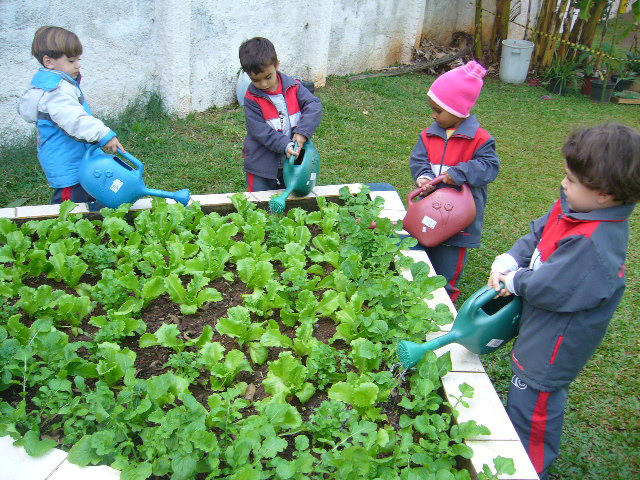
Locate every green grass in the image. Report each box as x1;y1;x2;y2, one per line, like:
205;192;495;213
1;75;639;479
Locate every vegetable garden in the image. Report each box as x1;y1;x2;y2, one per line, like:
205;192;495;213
0;188;514;479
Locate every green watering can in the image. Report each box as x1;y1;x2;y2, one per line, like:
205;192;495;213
398;284;523;369
270;140;320;213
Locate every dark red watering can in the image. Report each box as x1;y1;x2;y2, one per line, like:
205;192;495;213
403;174;476;247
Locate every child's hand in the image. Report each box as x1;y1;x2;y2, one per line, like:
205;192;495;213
488;272;512;296
417;177;436;194
442;172;458;185
104;137;125;154
288;134;308;157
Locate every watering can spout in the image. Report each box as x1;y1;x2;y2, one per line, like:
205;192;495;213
143;187;191;206
398;330;463;369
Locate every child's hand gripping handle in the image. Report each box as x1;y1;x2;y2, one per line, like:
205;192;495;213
407;174;447;204
287;141;299;166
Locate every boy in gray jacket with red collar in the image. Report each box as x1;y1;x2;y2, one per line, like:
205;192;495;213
488;124;640;479
239;37;322;192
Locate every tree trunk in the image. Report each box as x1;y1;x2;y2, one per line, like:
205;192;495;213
558;1;578;60
568;14;585;58
490;0;511;61
475;0;484;59
579;0;609;48
532;0;556;66
540;0;571;68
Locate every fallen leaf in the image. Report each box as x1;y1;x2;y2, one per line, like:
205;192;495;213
245;383;256;401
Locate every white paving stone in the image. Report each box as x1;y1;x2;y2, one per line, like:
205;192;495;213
466;440;539;480
250;189;283;202
425;331;485;372
312;183;362;197
191;193;233;206
0;435;67;480
378;209;406;223
368;189;405;211
48;459;122;480
129;197;153;211
442;371;520;441
15;204;61;219
0;207;16;219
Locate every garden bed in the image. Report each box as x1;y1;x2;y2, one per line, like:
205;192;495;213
0;184;538;480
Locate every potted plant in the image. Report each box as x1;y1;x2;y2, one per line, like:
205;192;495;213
591;53;618;103
623;50;640;93
578;53;599;95
543;54;583;96
591;74;617;103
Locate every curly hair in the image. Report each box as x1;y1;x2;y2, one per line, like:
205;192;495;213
563;123;640;204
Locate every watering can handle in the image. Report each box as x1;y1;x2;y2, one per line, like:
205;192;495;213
469;283;511;309
116;148;145;175
85;144;145;175
287;141;299;167
407;174;447;203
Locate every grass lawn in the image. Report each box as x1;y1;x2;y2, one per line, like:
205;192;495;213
1;74;639;479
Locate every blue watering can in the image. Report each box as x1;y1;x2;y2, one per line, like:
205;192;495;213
79;145;190;209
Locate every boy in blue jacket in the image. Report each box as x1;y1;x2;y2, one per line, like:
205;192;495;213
18;26;125;204
488;123;640;479
239;37;322;192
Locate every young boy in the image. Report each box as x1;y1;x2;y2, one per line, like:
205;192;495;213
488;123;640;479
18;26;125;204
410;60;500;302
239;37;322;192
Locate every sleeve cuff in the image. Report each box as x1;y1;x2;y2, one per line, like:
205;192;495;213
491;253;519;274
505;270;519;296
98;130;117;147
285;141;295;154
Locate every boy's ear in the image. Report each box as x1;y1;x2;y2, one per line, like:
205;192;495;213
42;55;53;69
597;191;621;207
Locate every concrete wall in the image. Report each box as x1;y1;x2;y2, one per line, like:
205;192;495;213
2;0;530;144
421;0;541;45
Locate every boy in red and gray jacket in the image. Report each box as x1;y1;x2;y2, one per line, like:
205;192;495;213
239;37;323;192
489;124;640;479
410;61;500;301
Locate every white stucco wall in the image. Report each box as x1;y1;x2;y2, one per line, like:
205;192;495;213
2;0;157;141
326;0;425;75
2;0;515;144
421;0;541;45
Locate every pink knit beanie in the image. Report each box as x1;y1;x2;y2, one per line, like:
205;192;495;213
427;60;487;118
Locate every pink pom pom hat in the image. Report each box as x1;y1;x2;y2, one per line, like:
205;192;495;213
427;60;488;118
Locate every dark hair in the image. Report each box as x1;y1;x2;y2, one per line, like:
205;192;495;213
563;123;640;204
239;37;278;75
31;26;83;66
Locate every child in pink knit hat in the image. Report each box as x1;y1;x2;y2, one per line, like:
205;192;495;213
409;60;500;302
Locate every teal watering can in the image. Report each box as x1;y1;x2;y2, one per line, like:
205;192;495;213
79;145;190;209
269;140;320;213
398;284;522;369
